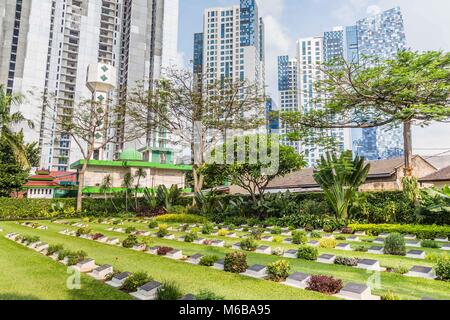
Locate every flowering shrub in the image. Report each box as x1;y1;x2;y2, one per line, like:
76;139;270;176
319;238;337;249
240;238;257;251
157;247;173;256
224;252;248;273
297;246;318;261
292;230;307;245
122;235;138;248
334;256;358;267
267;260;290;282
306;275;343;294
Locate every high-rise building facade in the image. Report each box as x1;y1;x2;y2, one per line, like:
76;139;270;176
0;0;179;171
195;0;265;93
351;7;406;160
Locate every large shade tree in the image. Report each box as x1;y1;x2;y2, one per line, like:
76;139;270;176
282;50;450;177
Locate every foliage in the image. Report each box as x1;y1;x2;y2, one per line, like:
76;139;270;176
250;228;264;240
156;227;169;238
292;230;308;245
310;231;321;239
267;260;290;282
195;290;225;300
224;252;248;273
157;185;182;212
314;151;370;220
435;257;450;281
240;237;257;251
297;246;318;261
201;223;214;235
384;233;406;256
218;229;228;237
402;177;421;205
46;244;64;256
382;291;401;300
354;245;369;252
418;186;450;225
334;256;358;267
120;272;152;293
148;220;158;229
75;227;91;237
157;247;173;256
122;235;139;248
319;238;337;249
66;251;88;266
199;255;219;267
394;265;409;275
270;226;282;235
421;240;441;249
272;247;284;256
156;281;183;300
306;275;343;295
348;223;450;239
155;214;207;224
125;226;136;234
184;232;198;243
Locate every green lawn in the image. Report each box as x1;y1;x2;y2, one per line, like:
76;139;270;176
1;219;450;300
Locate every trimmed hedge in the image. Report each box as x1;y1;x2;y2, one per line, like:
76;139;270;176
348;223;450;239
0;198;77;220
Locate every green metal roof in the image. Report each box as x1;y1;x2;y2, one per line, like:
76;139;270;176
70;159;192;171
118;148;143;161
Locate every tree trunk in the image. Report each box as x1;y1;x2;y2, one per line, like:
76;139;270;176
403;120;413;177
76;163;87;212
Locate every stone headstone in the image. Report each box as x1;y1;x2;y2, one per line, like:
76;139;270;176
283;238;293;244
242;264;268;279
379;233;390;238
146;246;161;255
211;240;225;247
405;265;436;280
283;249;298;259
193;238;206;245
356;259;384;271
283;272;311;289
406;240;421;248
307;240;319;247
347;236;361;242
88;265;113;280
187;254;203;264
355;231;366;236
261;236;273;242
336;283;380;300
213;259;224;270
404;234;417;240
323;234;334;239
167;249;183;259
368;246;384;255
256;245;272;255
442;244;450;251
406;250;426;259
231;243;241;250
435;237;449;242
131;281;162;300
76;258;97;273
336;243;352;251
373;238;384;244
317;254;336;264
164;234;175;240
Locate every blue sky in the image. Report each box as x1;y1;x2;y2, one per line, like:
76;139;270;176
177;0;450;156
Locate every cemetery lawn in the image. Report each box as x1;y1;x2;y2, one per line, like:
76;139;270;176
0;221;330;300
0;235;131;300
2;220;450;300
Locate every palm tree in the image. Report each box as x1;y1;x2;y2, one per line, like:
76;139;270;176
0;86;34;169
134;168;147;210
313;151;370;221
99;175;113;212
122;172;134;212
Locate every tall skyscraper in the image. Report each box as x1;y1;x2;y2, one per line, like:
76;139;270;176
351;7;406;160
195;0;265;93
0;0;179;171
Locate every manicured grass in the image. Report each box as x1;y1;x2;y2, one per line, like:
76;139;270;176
0;222;330;300
3;219;450;300
0;235;131;300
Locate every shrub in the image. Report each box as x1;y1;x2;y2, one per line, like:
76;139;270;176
310;231;321;239
156;227;169;238
148;220;158;229
319;238;337;249
421;240;440;248
21;235;40;244
270;227;282;235
199;255;219;267
354;245;369;252
267;260;290;282
341;227;353;234
157;247;173;256
272;247;284;256
76;227;91;237
297;246;318;261
58;249;71;261
426;252;449;263
224;252;248;273
184;232;198;243
47;244;64;256
195;290;225;300
240;237;257;251
156;281;183;300
67;250;87;266
122;235;138;248
336;235;346;241
381;291;401;300
384;233;406;256
394;265;409;275
334;256;358;267
92;233;104;241
435;257;450;281
348;223;450;240
201;223;214;235
125;226;136;234
272;236;283;243
218;229;228;237
155;214;208;224
306;275;343;295
121;272;152;292
250;228;264;240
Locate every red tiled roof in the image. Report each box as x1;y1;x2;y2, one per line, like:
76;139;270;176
23;181;60;187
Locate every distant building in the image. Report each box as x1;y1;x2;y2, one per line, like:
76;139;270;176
265;98;279;135
420;166;450;189
70;149;192;195
23;170;77;199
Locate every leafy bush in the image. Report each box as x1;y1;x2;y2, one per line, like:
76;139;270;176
267;260;290;282
122;235;138;248
47;244;64;256
125;226;136;234
381;291;401;300
21;235;40;245
394;265;409;275
240;237;257;251
155;214;207;224
272;247;284;256
334;256;358;267
156;281;183;300
270;227;282;235
272;236;283;243
66;250;87;266
155;247;172;256
199;255;219;267
435;257;450;281
319;238;337;249
348;223;450;240
92;233;105;241
310;231;321;239
148;220;158;229
292;230;307;245
341;227;353;234
184;232;198;243
121;272;152;292
76;227;91;237
250;228;264;240
195;290;224;300
58;249;71;261
306;275;343;295
156;227;169;238
354;245;369;252
336;235;346;240
224;252;248;273
384;233;406;256
297;246;318;261
218;229;228;237
421;240;440;248
201;223;214;235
